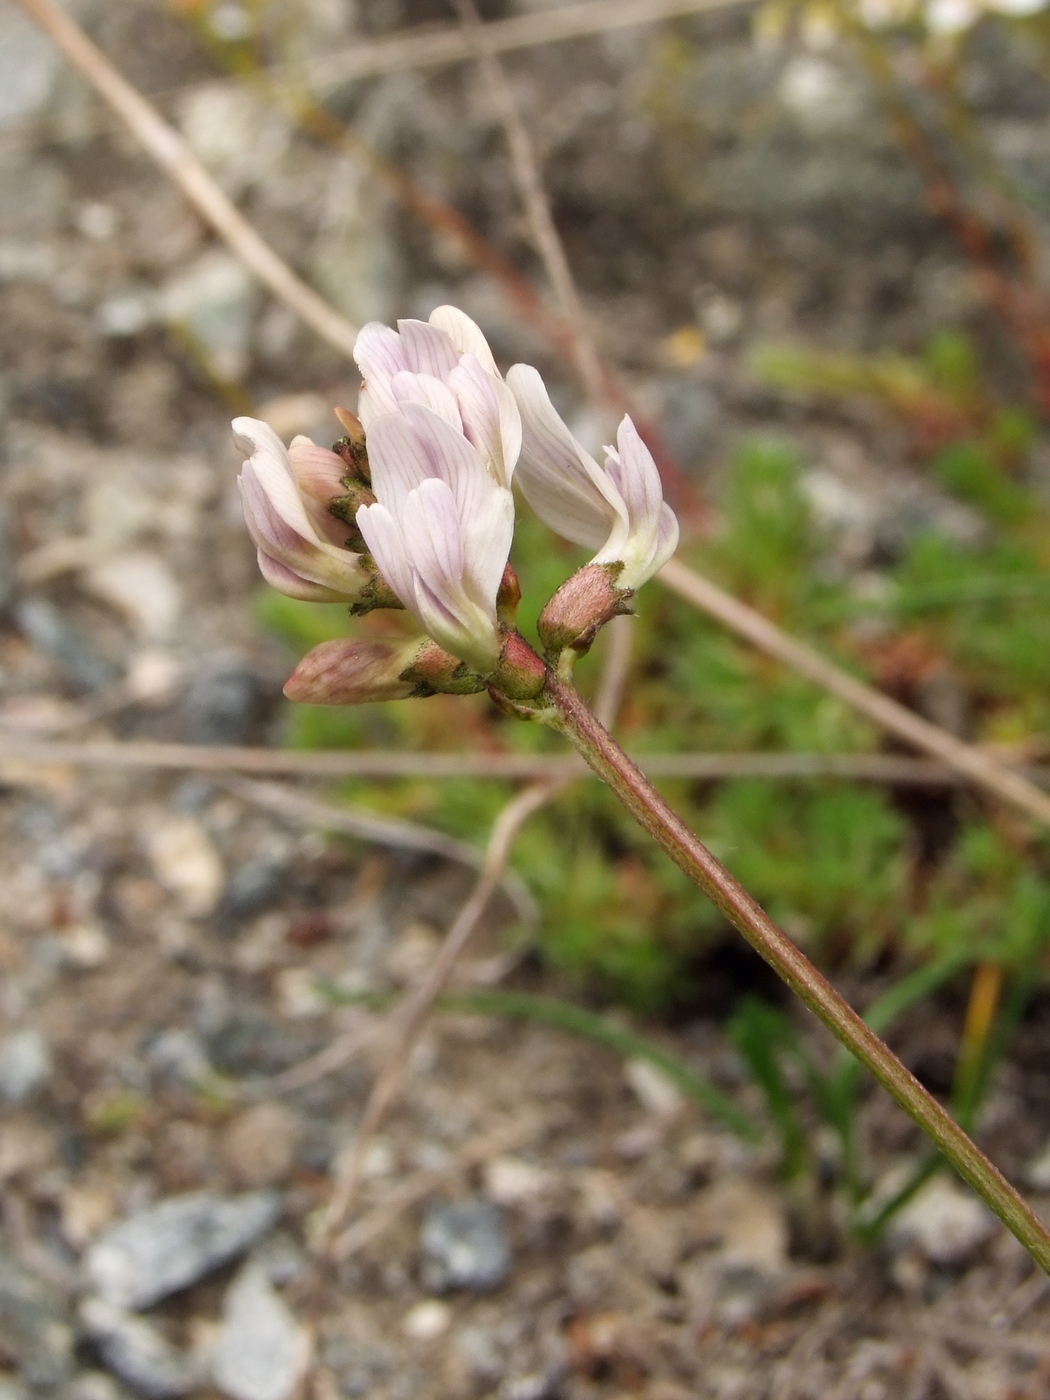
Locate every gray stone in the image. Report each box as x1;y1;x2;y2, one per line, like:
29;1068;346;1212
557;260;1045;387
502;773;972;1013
160;251;259;383
211;1266;308;1400
888;1177;997;1266
14;597;118;691
144;1030;213;1089
420;1198;511;1293
80;1300;196;1400
84;1191;281;1311
0;0;60;127
64;1369;134;1400
0;1028;53;1104
181;664;263;746
0;1253;75;1390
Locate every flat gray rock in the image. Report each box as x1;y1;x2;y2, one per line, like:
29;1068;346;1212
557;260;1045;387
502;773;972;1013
80;1300;197;1400
84;1192;280;1311
211;1266;308;1400
420;1198;511;1293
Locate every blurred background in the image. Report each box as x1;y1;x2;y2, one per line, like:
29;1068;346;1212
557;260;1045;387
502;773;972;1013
3;0;1050;1394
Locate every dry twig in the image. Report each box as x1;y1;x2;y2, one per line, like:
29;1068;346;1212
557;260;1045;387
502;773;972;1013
451;0;606;404
294;0;752;90
8;735;1041;786
658;557;1050;828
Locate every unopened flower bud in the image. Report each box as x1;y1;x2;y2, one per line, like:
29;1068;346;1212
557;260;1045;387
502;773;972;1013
284;638;425;705
538;562;632;657
489;629;548;701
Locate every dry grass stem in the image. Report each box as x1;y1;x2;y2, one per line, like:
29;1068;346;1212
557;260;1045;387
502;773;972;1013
451;0;606;404
329;1118;537;1262
3;735;1047;788
295;0;752;90
659;556;1050;828
16;0;359;357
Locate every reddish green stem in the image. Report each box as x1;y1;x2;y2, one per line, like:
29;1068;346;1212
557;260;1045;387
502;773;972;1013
544;671;1050;1275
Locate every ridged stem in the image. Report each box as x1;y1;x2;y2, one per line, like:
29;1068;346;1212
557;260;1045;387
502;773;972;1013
544;670;1050;1275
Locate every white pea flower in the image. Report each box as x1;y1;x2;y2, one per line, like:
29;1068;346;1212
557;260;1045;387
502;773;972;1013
355;402;515;676
354;305;521;489
233;417;366;603
505;365;679;590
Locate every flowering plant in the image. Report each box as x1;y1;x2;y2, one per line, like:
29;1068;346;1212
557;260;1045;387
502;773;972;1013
234;306;1050;1276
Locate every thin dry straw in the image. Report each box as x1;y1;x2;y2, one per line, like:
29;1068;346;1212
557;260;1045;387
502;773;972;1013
1;734;1044;788
284;0;754;90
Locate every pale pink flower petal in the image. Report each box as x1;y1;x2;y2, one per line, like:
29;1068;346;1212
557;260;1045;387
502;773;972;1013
447;355;521;488
505;373;678;590
428;305;500;376
505;364;626;551
354;322;409;424
288;436;348;507
397;319;460;379
390;371;463;432
234;416;365;602
256;550;352;603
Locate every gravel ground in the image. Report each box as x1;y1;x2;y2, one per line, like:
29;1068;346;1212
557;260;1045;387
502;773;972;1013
2;0;1050;1396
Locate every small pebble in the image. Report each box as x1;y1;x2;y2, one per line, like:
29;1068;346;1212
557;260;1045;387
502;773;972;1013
80;1299;196;1400
146;817;225;918
888;1177;997;1266
420;1198;511;1293
85;1190;281;1310
401;1299;451;1341
0;1028;52;1104
624;1058;684;1118
219;1103;300;1190
211;1265;309;1400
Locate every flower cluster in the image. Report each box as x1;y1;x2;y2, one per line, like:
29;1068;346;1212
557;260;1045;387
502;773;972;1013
234;306;678;705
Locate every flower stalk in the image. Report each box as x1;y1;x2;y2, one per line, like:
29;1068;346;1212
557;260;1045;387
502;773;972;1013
542;669;1050;1275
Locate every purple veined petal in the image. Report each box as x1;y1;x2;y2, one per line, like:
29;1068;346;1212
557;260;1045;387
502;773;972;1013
399;479;502;670
390;371;463;432
460;483;515;620
241;470;363;594
651;502;680;575
256;548;355;602
396;319;460;379
505;365;625;551
428;305;499;376
394;402;495;524
354;323;409;418
400;478;467;609
606;417;664;534
355;501;417;612
234;417;322;545
447;356;522;488
365;411;445;511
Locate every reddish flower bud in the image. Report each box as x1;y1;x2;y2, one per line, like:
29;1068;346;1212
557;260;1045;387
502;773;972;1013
284;638;425;705
490;629;548;701
538;563;632;657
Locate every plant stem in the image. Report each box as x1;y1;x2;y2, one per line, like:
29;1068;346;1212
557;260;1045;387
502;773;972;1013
544;670;1050;1275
